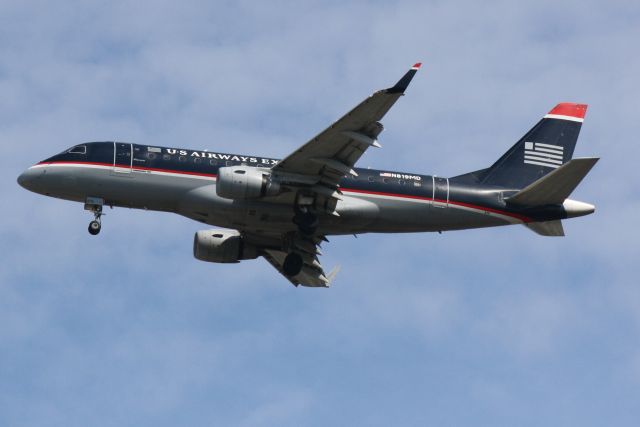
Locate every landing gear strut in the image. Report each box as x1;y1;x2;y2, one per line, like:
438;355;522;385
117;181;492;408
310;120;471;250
293;194;318;236
283;252;303;276
293;211;318;236
84;197;104;236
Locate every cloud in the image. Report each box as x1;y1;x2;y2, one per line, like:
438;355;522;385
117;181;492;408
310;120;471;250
2;0;640;426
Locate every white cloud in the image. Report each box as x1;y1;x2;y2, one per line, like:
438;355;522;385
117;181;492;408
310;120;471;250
2;0;640;425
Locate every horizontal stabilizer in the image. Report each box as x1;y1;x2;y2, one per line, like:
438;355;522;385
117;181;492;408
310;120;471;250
507;157;599;206
524;220;565;236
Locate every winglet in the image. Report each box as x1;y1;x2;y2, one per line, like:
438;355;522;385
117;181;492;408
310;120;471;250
386;62;422;94
322;265;341;287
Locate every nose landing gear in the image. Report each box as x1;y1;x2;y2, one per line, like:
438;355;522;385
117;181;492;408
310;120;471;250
88;217;101;235
84;197;104;236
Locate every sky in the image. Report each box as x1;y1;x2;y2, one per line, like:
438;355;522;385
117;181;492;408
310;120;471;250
1;0;639;425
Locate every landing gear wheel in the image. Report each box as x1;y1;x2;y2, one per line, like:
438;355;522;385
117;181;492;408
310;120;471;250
293;212;318;236
88;220;101;235
298;224;317;236
283;253;304;277
85;199;104;236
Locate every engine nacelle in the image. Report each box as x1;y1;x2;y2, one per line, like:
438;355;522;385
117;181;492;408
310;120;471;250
216;166;281;199
193;229;259;263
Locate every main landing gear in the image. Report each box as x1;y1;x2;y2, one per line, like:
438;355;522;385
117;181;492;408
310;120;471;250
293;211;318;236
84;197;104;236
283;252;303;277
293;194;318;236
284;193;321;277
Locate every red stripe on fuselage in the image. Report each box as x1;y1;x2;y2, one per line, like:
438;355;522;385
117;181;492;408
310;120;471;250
40;161;530;222
340;187;531;222
133;165;217;178
38;160;218;178
38;160;113;168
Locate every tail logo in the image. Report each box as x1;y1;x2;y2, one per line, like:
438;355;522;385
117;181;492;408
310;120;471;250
524;141;564;169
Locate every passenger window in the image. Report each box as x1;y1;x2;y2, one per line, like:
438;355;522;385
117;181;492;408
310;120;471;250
368;176;375;182
194;157;202;164
209;159;218;165
383;178;389;184
68;145;86;154
399;179;406;185
225;160;234;166
147;153;156;160
163;154;171;161
179;156;186;162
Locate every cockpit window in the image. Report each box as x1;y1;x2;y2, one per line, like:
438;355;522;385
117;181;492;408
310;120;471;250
68;145;87;154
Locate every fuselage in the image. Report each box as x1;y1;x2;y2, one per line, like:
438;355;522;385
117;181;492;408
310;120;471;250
17;141;588;236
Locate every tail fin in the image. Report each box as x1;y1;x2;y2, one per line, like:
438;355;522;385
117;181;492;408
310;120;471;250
478;103;588;189
508;158;598;237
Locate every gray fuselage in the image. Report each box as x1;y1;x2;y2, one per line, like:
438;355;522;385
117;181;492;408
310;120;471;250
18;142;578;237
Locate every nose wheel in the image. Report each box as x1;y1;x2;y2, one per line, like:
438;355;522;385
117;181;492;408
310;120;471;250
84;197;105;236
88;219;101;235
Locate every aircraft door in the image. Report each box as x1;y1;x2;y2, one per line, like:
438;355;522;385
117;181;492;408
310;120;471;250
432;176;449;208
113;142;133;174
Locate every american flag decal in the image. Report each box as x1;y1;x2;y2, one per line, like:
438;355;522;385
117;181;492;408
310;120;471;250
524;141;564;169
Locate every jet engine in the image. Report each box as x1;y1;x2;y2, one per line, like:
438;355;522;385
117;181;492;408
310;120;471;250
216;166;281;199
193;229;259;263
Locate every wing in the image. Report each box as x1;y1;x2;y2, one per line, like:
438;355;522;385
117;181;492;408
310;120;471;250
271;63;422;192
243;231;339;287
240;64;421;287
263;248;340;288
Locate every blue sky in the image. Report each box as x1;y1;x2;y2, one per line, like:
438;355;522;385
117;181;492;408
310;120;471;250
1;0;639;425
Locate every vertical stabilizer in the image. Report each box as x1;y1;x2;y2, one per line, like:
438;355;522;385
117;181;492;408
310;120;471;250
480;103;587;189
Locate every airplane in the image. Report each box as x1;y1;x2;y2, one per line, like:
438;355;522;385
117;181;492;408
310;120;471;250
17;63;598;288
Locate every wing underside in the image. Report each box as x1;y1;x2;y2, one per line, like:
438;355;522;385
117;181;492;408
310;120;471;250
245;64;421;287
263;248;340;287
242;231;339;287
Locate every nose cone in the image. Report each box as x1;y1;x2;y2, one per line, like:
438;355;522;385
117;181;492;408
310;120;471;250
17;167;41;192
